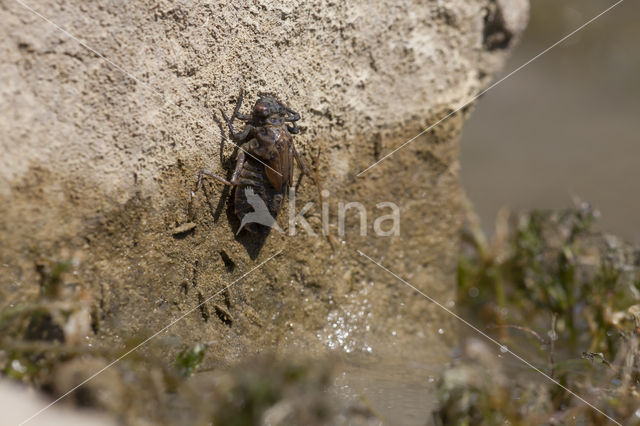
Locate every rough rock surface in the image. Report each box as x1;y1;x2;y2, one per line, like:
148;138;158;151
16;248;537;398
0;0;527;420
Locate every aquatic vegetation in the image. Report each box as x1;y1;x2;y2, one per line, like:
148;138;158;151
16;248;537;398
174;343;206;378
436;204;640;424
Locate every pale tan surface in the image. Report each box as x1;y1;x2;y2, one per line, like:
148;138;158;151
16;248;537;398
0;1;527;424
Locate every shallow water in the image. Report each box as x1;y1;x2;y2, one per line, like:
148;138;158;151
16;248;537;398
336;352;442;425
461;0;640;244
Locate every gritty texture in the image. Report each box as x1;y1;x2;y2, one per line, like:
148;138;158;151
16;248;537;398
0;0;527;422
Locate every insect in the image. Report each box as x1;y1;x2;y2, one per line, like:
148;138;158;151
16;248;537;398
192;90;309;233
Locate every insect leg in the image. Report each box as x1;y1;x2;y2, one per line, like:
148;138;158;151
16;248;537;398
220;90;245;141
291;143;310;175
220;109;237;138
284;107;300;134
191;169;234;200
239;168;263;180
220;109;253;143
191;140;254;200
286;122;300;134
230;145;264;188
232;89;245;120
284;107;300;122
233;125;254;143
230;142;261;184
199;170;233;186
235;178;263;186
229;148;247;185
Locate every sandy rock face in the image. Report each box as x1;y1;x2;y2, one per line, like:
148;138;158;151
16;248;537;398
1;0;527;367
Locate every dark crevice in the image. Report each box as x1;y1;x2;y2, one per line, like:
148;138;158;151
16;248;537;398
372;133;382;161
214;304;233;326
197;292;209;322
483;2;513;51
219;250;236;272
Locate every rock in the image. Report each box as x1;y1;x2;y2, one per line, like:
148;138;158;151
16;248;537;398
172;221;196;236
0;0;528;411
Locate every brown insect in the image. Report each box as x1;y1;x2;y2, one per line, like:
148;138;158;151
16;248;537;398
192;91;309;233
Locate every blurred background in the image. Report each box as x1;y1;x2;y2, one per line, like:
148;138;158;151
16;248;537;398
461;0;640;244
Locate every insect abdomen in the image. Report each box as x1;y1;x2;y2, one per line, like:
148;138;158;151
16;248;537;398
233;159;285;232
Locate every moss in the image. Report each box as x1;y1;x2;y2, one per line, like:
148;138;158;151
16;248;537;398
174;343;206;378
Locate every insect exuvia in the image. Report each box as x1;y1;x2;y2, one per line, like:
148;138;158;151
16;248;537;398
192;90;309;233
